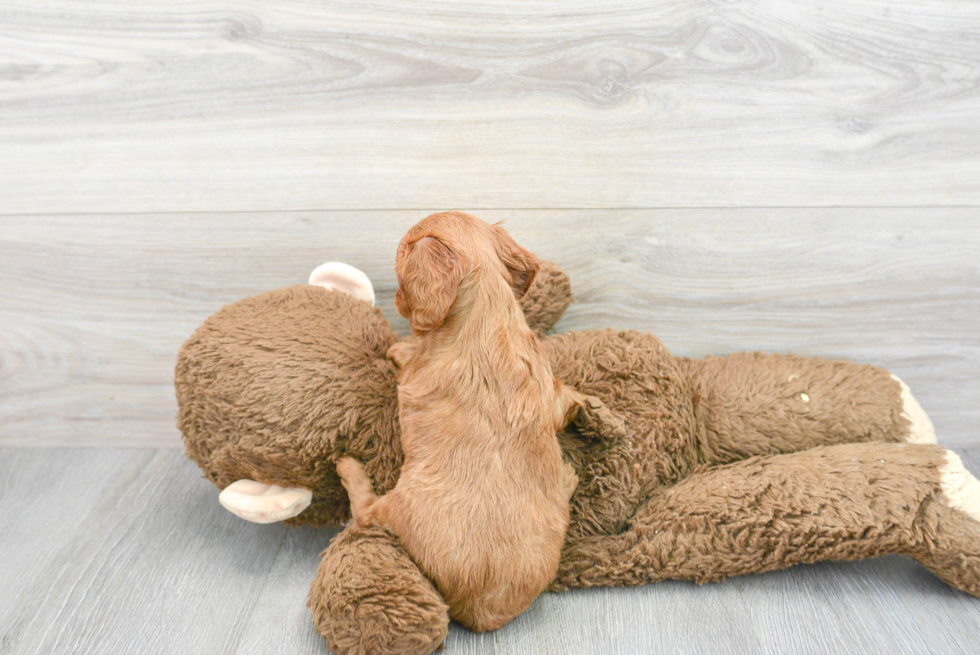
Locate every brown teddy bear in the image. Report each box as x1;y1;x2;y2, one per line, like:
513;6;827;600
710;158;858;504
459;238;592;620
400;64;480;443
175;258;980;655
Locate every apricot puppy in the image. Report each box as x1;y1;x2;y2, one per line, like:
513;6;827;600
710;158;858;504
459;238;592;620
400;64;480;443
336;211;586;632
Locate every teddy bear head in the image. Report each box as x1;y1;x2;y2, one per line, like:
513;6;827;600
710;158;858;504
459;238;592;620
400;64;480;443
176;261;574;526
176;265;404;526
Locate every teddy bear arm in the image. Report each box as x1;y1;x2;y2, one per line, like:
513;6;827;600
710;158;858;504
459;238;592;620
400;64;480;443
519;259;572;336
553;441;980;598
309;525;449;655
676;352;936;468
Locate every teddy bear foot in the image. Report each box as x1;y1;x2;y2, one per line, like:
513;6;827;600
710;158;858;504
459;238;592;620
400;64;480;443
914;451;980;597
940;450;980;519
914;512;980;598
309;526;449;655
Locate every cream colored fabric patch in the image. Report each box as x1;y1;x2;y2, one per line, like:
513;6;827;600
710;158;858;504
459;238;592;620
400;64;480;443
940;451;980;522
890;375;937;444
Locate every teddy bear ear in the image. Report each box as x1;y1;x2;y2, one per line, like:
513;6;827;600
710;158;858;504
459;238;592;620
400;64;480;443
308;262;376;306
218;479;313;524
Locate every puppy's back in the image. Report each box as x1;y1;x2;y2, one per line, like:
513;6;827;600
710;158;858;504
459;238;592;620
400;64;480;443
433;473;572;632
389;388;574;632
389;211;576;631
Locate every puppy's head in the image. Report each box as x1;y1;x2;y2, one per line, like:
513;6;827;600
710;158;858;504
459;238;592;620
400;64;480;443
395;212;539;332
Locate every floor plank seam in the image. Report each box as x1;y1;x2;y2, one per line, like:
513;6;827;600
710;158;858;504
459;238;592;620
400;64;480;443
3;205;980;217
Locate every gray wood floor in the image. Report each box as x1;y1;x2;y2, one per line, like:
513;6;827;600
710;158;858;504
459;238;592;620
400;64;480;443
2;1;980;653
3;447;980;655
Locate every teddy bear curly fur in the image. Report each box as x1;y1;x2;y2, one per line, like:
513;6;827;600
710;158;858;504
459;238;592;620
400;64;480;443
175;255;980;655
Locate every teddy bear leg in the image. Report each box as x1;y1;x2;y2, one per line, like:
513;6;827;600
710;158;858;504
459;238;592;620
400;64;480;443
309;525;449;655
553;442;980;599
677;352;934;466
912;450;980;596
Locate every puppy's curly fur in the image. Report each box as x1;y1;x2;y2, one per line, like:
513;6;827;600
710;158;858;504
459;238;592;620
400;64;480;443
337;212;583;632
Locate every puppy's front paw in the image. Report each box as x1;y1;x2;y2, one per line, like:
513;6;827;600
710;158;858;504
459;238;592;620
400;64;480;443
387;341;418;368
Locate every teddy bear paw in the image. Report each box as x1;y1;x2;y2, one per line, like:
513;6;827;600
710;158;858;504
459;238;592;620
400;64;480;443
891;375;937;444
940;450;980;522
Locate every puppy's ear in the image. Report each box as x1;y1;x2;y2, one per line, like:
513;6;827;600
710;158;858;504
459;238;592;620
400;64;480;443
492;224;539;299
396;237;465;332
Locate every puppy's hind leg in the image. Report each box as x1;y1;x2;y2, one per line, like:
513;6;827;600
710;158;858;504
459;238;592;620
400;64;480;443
336;457;381;527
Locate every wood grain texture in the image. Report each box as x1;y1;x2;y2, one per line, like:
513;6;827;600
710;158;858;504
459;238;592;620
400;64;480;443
3;448;980;654
443;581;764;655
233;526;339;655
2;0;980;213
0;448;290;655
1;210;977;448
3;2;979;653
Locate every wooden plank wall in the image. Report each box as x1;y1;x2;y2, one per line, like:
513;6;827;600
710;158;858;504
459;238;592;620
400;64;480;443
1;1;978;448
3;1;980;211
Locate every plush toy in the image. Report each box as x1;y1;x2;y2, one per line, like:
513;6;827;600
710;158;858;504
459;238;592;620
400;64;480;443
175;259;980;655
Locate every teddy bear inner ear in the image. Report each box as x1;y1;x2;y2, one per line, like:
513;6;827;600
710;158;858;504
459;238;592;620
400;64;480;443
308;262;376;306
218;479;313;523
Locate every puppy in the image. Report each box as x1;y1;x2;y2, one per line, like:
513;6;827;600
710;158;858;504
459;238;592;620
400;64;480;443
336;211;588;632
